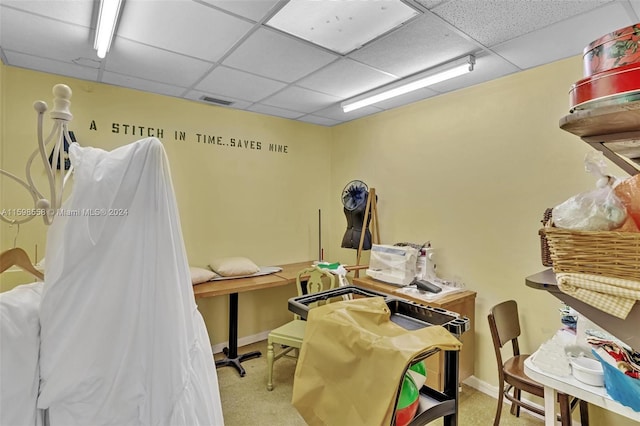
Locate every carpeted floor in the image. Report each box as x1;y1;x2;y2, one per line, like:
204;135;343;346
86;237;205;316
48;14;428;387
215;340;544;425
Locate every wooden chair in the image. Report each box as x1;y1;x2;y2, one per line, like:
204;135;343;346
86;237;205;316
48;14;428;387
488;300;589;426
266;266;336;391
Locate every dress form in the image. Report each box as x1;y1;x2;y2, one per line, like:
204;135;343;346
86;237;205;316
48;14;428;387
342;192;373;250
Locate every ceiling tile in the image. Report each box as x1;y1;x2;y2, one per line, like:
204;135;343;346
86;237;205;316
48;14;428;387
105;38;213;87
247;103;305;119
1;0;93;26
184;90;253;110
0;8;96;62
349;13;478;77
202;0;281;22
414;0;447;9
431;0;612;47
296;58;396;98
102;71;188;97
4;51;100;82
261;86;341;113
116;0;254;61
493;2;634;70
266;0;420;54
222;27;338;83
195;66;287;102
297;115;342;127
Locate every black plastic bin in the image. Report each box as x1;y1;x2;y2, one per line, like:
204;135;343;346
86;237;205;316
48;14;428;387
288;285;469;426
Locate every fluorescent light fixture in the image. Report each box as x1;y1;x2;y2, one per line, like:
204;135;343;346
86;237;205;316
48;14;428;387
341;55;476;113
94;0;123;59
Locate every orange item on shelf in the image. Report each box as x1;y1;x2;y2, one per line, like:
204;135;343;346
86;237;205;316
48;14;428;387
614;174;640;230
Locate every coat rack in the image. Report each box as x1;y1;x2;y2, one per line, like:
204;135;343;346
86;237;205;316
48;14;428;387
0;84;74;226
355;188;380;276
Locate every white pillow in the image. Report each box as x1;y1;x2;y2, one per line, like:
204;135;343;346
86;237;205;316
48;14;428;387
209;257;259;277
189;266;217;284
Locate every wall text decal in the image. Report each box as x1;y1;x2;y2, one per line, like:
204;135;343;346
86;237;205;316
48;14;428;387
88;120;289;154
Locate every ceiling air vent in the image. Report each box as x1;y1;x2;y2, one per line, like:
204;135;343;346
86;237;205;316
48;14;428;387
200;96;233;106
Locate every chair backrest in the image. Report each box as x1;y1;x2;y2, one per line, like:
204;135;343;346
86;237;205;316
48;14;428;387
294;266;337;319
488;300;522;368
295;266;336;296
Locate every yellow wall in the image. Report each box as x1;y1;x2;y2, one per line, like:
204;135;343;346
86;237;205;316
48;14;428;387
328;55;634;425
0;65;332;346
1;59;635;424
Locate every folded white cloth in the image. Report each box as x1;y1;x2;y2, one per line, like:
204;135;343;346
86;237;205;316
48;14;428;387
556;272;640;319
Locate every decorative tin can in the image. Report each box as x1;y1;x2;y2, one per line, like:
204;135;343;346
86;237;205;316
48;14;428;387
569;62;640;110
583;23;640;77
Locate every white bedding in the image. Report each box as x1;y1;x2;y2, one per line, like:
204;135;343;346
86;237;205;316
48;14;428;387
36;138;224;425
0;281;44;426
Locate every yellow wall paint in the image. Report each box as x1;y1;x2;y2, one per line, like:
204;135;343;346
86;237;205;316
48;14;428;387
0;65;331;347
1;60;636;424
329;56;635;425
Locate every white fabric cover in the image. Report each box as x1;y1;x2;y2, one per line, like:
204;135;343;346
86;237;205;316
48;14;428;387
0;282;44;426
38;138;224;425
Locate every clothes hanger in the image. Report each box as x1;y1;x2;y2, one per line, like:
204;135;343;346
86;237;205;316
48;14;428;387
0;247;44;281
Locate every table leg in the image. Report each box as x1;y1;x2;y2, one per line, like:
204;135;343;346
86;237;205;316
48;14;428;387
215;292;261;377
543;386;556;426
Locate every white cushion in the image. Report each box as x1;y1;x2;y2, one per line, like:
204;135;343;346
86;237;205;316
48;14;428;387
209;257;259;277
189;266;216;284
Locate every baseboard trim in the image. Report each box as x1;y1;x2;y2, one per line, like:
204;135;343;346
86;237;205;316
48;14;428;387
212;339;581;425
211;330;270;355
462;376;547;423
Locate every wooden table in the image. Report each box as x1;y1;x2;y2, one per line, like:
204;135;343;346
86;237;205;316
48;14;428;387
193;261;314;376
353;276;476;390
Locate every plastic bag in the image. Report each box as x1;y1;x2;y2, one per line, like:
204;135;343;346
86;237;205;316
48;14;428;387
614;173;640;230
552;152;627;231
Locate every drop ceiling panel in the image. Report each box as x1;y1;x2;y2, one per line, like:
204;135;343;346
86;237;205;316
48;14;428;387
430;0;611;47
184;90;252;109
222;27;338;83
102;71;187;98
116;0;254;61
2;0;638;126
260;86;341;113
4;51;100;82
202;0;281;22
247;103;305;119
1;0;93;26
349;13;478;77
195;66;287;102
493;2;633;70
266;0;420;54
105;38;213;87
296;58;397;98
0;9;95;62
297;114;342;126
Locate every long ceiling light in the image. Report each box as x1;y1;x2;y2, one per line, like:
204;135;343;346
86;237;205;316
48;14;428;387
94;0;124;59
341;55;476;113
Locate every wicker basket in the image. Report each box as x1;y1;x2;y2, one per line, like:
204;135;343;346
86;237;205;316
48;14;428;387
539;208;554;267
542;222;640;282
